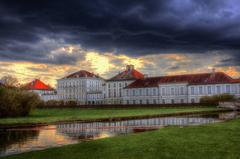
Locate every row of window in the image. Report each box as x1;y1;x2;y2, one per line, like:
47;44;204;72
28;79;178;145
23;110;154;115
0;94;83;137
126;87;186;96
190;85;234;95
125;99;190;104
108;82;128;88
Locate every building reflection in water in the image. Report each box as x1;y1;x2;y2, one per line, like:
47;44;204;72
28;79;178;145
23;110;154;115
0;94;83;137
0;111;239;157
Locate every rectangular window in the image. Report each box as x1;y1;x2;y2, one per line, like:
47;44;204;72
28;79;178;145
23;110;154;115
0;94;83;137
139;89;142;95
191;98;195;103
180;87;184;95
199;86;203;95
171;88;174;95
119;83;121;87
146;99;149;104
153;99;157;104
216;86;221;94
133;100;136;104
153;88;156;96
226;85;231;93
162;88;166;96
181;99;184;103
133;90;135;96
146;89;149;96
126;90;129;96
171;99;174;104
207;86;211;94
191;87;194;95
162;99;165;104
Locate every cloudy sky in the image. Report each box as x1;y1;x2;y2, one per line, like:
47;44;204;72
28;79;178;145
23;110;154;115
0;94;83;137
0;0;240;87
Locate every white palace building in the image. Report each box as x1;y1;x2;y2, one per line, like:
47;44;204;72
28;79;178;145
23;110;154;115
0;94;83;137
55;65;240;105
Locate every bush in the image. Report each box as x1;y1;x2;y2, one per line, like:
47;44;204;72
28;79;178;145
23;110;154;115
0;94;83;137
0;87;42;117
42;100;78;107
65;100;77;106
200;93;235;105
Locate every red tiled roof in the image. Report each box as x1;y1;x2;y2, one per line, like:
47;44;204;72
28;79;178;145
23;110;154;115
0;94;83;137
126;72;239;89
65;70;102;79
108;68;144;81
23;79;53;91
231;78;240;83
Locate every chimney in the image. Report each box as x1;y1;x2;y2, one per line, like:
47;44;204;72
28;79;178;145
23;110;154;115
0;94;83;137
126;65;134;71
212;68;216;73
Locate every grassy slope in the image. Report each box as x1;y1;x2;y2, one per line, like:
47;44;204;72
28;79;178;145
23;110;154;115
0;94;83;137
0;107;221;125
3;118;240;159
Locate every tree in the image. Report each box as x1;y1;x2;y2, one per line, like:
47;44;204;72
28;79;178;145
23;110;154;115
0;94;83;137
0;75;19;88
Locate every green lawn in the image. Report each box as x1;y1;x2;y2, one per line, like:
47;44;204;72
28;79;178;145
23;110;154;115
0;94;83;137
0;107;222;125
3;116;240;159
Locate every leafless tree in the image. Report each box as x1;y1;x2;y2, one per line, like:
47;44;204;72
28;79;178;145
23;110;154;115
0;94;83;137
0;75;19;88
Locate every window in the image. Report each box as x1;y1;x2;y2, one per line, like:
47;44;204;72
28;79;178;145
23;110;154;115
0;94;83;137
133;100;136;104
114;90;116;97
119;90;122;97
133;90;135;96
146;89;149;96
119;83;121;87
126;90;129;96
126;100;129;104
199;86;203;95
162;99;165;104
239;85;240;93
139;89;142;96
171;88;174;95
140;100;142;104
191;98;195;103
153;99;157;104
162;88;166;96
153;89;156;96
114;83;116;87
125;83;128;87
180;87;184;95
171;99;174;104
216;86;221;94
207;86;211;94
191;87;194;95
108;83;111;88
146;99;149;104
181;99;184;103
226;85;231;93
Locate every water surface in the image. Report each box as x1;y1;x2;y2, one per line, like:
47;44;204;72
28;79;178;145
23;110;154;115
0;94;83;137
0;111;239;157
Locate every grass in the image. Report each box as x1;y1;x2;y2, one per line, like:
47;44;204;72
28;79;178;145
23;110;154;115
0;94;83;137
3;116;240;159
0;107;222;125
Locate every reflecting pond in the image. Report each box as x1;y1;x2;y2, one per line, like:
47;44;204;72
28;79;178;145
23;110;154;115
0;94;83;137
0;111;239;157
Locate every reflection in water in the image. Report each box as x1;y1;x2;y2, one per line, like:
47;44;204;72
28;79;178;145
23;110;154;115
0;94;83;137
0;111;239;157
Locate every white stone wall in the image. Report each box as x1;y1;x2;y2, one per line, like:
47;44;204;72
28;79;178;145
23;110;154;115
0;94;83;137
104;80;134;104
123;83;188;104
57;77;104;105
123;83;240;104
188;83;240;103
41;94;58;101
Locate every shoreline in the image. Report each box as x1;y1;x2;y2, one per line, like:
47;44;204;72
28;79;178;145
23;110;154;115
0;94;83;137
0;109;231;129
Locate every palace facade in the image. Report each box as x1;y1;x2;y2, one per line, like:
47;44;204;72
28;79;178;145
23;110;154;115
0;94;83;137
56;65;240;105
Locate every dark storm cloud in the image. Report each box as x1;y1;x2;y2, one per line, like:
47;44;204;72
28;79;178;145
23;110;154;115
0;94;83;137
0;0;240;65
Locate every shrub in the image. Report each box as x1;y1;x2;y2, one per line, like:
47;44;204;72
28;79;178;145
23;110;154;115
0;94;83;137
200;93;235;105
65;100;77;106
44;100;65;107
0;87;42;117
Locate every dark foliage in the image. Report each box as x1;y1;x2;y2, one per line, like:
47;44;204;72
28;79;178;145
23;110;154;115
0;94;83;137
0;87;42;117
